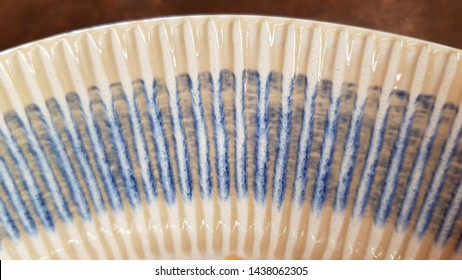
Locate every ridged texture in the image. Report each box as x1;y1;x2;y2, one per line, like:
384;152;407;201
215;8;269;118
0;16;461;259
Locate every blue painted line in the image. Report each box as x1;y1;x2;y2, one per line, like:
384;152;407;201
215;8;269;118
395;95;436;232
234;71;247;199
186;75;212;199
116;87;157;202
0;126;54;229
135;105;157;203
334;103;365;212
374;90;411;226
27;104;92;221
293;77;316;206
353;96;389;218
101;92;140;208
435;182;462;246
413;116;461;239
312;87;341;212
50;98;106;213
273;77;294;208
68;93;123;211
147;80;175;204
4;112;72;223
0;198;20;240
0;158;37;235
169;86;192;200
212;73;230;200
254;72;272;203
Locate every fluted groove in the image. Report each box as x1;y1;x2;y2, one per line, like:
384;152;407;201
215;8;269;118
0;16;461;259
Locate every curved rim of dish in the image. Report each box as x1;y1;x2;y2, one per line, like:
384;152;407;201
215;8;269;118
0;14;461;58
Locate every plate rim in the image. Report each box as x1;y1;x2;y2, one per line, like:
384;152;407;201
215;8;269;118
0;14;461;58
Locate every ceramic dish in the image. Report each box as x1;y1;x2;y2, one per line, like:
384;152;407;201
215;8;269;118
0;15;461;260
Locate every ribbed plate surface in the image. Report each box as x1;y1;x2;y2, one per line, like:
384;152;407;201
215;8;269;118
0;16;461;259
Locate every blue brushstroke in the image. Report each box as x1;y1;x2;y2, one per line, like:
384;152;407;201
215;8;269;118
145;80;175;204
67;93;122;211
435;183;462;246
413;122;460;238
395;95;436;232
254;72;272;203
0;158;37;235
0;198;20;240
312;84;340;212
293;77;316;206
4;112;72;223
186;75;212;199
26;104;92;221
110;101;141;208
88;87;141;208
0;126;54;229
353;90;389;218
113;86;157;202
212;72;230;200
273;77;294;208
169;83;192;200
47;98;105;213
334;102;365;212
374;90;410;226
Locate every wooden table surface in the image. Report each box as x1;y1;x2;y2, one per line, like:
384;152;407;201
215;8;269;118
1;0;461;51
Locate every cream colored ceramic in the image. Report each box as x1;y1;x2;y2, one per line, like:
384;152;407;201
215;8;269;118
0;16;461;260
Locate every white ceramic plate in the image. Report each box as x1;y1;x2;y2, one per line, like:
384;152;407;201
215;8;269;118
0;15;461;259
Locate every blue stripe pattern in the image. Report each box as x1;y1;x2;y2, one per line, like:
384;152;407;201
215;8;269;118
187;76;212;199
107;94;141;208
313;88;341;212
0;70;460;257
212;73;230;200
254;72;272;203
0;158;37;235
120;85;157;202
394;95;435;231
334;102;365;211
27;104;92;221
374;90;412;226
0;198;20;240
6;112;73;223
293;77;316;206
90;90;140;208
0;126;54;229
49;99;106;214
397;98;446;235
435;182;462;246
353;90;389;218
273;78;294;208
169;86;193;200
67;93;123;211
147;81;176;204
413;119;459;238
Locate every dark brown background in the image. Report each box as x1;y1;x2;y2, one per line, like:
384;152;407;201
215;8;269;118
1;0;461;51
